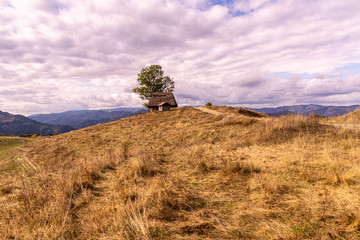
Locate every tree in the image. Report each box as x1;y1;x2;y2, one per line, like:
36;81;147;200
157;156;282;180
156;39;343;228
132;65;175;102
206;102;212;107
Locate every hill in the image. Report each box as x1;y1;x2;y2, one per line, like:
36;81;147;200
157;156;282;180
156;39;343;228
1;107;360;239
329;109;360;124
29;108;147;129
253;104;360;117
0;111;74;135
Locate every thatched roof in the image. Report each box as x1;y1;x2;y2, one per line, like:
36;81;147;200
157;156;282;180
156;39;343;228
148;92;178;107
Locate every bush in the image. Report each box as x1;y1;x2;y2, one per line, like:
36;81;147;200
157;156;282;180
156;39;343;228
206;102;212;107
312;114;324;119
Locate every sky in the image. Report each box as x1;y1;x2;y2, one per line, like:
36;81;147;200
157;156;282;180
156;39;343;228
1;0;360;115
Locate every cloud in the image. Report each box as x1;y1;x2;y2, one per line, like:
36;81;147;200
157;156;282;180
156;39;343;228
233;0;271;13
0;0;360;115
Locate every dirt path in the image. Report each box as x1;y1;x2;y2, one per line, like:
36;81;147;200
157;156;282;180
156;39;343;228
322;123;360;129
195;108;360;130
195;106;222;116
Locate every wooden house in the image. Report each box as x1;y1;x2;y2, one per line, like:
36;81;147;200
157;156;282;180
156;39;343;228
147;92;178;112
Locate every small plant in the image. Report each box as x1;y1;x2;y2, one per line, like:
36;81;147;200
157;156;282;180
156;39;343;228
206;102;212;107
312;114;324;119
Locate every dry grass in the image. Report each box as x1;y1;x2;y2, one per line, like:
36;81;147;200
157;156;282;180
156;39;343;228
208;105;267;118
1;106;360;239
330;109;360;124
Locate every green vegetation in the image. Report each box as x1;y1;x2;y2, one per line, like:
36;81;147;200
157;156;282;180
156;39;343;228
0;137;35;173
133;64;175;103
0;107;360;239
0;137;30;152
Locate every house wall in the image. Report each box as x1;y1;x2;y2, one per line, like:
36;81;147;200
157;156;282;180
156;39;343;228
162;105;170;111
148;107;158;112
148;105;171;112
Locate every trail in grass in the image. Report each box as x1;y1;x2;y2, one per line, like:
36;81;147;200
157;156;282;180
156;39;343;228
195;107;222;116
322;123;360;129
0;137;35;173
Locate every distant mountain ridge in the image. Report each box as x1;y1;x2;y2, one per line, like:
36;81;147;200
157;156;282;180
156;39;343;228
29;108;147;129
252;104;360;117
0;111;74;135
5;105;358;135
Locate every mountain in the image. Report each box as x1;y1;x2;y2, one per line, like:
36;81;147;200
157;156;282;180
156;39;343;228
29;108;147;129
252;104;360;117
0;111;74;135
268;110;294;117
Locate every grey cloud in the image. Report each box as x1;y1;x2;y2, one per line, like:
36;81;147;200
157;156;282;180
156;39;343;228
237;77;267;88
67;59;85;67
1;0;360;114
302;78;360;97
55;36;74;49
0;38;17;50
30;57;46;63
177;93;202;101
28;0;67;14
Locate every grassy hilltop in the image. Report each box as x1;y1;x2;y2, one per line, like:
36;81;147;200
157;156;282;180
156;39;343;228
1;106;360;239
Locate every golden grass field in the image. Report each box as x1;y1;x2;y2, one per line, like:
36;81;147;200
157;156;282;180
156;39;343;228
0;106;360;239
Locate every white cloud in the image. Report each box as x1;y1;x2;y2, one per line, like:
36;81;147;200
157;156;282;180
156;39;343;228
0;0;360;115
233;0;270;13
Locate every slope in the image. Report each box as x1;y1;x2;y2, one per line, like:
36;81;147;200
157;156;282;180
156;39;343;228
331;108;360;124
1;107;360;239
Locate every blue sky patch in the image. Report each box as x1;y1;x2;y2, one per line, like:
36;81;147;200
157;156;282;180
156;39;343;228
335;63;360;76
209;0;234;6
